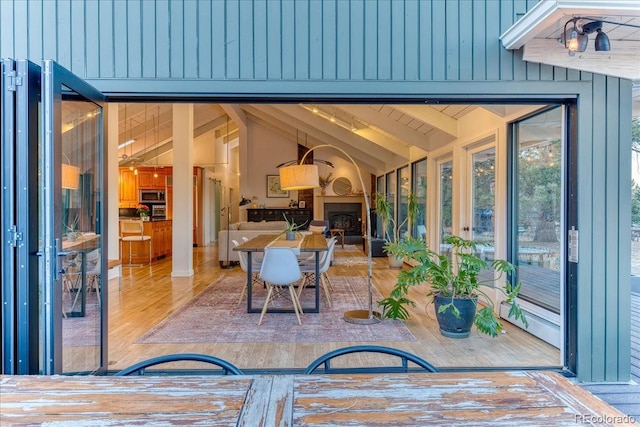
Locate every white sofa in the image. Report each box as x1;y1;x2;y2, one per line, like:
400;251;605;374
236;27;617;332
217;221;288;266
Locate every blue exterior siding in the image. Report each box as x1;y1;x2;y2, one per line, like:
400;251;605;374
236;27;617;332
0;0;632;383
1;0;579;83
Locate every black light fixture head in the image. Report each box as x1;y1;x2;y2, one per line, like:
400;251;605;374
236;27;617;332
239;196;252;206
594;28;610;51
563;17;639;55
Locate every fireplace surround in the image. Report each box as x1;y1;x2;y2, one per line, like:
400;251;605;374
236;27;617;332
324;203;362;236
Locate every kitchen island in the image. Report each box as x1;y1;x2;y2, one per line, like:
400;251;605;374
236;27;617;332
119;218;172;263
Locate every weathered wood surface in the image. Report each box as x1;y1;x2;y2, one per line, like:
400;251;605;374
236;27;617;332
1;371;631;426
0;375;252;425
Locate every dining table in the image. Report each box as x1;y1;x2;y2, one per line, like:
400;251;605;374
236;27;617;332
233;233;328;314
0;371;632;425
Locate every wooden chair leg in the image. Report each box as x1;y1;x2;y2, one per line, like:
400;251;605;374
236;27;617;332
321;274;332;307
258;286;274;325
288;285;302;325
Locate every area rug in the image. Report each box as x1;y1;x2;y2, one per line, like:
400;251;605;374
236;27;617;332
62;293;101;347
135;275;415;344
331;256;370;265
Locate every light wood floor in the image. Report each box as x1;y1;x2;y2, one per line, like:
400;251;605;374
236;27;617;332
105;245;561;372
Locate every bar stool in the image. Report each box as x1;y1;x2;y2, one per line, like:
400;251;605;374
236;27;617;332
120;220;152;266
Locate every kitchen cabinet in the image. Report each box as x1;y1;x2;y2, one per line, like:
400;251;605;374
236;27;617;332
138;169;166;190
150;220;172;259
119;219;172;263
119;168;138;208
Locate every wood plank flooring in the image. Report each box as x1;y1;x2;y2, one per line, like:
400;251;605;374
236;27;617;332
104;244;560;373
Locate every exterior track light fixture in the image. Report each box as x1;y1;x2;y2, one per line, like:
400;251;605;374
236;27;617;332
563;17;640;55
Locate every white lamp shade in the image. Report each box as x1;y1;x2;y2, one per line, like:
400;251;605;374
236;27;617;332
61;163;80;190
279;164;319;190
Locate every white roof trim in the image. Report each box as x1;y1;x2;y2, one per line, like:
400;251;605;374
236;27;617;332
501;1;640;50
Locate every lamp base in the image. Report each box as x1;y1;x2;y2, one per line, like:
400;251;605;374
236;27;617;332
343;309;382;325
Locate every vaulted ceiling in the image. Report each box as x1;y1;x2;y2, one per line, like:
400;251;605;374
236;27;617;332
116;102;540;175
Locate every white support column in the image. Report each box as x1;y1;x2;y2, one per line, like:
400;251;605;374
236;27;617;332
171;104;194;277
107;103;120;262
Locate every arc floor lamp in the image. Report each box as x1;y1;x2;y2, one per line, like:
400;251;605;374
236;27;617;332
279;144;381;324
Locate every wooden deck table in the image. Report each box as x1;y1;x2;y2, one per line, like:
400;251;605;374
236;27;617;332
233;233;328;314
0;371;632;426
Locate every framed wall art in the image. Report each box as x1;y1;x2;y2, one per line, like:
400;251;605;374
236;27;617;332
266;175;289;198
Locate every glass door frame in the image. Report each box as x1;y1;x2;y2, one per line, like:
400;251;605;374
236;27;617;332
2;59;42;374
506;104;570;360
41;60;107;374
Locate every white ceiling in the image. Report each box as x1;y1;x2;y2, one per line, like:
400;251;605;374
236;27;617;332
116;102;545;175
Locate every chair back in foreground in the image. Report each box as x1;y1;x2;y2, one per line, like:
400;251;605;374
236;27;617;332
304;345;439;374
114;353;244;376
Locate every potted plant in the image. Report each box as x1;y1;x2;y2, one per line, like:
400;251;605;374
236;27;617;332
318;172;334;195
65;214;81;241
280;214;306;240
136;204;150;221
378;235;528;338
375;192;419;268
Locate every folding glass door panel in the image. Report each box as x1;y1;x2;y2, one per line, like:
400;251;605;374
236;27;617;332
468;146;496;282
412;159;427;239
512;107;563;318
470;147;496;244
397;166;410;239
2;59;41;374
438;160;453;252
41;61;106;374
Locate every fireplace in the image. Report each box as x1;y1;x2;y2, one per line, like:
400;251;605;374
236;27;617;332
324;203;362;236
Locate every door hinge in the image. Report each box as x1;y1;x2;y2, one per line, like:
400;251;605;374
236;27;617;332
6;70;22;91
8;225;23;247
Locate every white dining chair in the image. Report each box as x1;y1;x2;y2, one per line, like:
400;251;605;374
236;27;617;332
298;237;337;307
258;247;304;326
120;220;152;266
85;248;101;308
232;239;263;306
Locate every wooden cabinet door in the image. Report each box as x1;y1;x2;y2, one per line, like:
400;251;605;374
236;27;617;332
153;170;165;189
137;170;154;189
164;222;172;256
119;168;138;207
165;186;173;220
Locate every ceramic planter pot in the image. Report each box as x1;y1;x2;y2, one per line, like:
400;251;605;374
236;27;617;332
388;255;404;269
434;294;477;338
285;231;296;241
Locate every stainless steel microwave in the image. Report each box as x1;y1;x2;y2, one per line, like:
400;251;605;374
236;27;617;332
140;190;165;202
